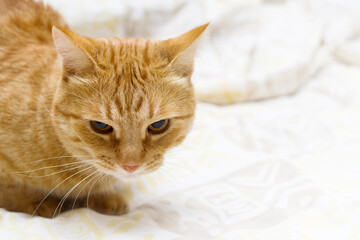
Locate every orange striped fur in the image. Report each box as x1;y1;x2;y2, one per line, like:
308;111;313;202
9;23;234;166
0;0;208;217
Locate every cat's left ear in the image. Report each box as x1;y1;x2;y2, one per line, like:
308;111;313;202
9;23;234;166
52;26;96;76
160;23;209;78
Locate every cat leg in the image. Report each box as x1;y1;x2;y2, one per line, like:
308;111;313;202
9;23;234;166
85;193;129;215
0;180;71;218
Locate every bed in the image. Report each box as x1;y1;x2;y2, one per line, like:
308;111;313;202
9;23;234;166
1;0;360;239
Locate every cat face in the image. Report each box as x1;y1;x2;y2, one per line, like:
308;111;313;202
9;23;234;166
52;25;208;178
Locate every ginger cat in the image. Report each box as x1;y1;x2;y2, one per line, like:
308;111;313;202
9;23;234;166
0;0;208;218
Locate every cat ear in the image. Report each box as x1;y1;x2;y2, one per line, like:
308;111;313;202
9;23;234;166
52;26;96;76
160;23;209;77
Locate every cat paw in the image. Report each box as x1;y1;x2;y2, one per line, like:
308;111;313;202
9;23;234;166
24;197;62;218
86;194;129;216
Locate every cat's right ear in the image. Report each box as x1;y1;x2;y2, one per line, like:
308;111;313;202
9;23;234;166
159;23;209;78
52;26;96;76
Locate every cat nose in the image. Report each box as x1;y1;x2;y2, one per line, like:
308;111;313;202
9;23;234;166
122;164;140;173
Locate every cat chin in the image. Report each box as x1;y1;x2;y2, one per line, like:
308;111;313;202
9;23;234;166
119;174;141;181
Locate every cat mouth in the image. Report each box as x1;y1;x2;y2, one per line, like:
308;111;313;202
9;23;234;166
92;158;162;179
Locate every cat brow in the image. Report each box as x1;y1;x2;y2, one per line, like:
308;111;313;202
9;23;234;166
55;106;83;120
173;114;194;120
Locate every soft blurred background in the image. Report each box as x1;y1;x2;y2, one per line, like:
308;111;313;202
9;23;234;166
2;0;360;239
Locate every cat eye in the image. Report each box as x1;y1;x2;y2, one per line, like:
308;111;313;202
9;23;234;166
90;121;113;134
148;119;170;134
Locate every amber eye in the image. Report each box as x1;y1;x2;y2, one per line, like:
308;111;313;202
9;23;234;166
90;121;113;134
148;119;170;134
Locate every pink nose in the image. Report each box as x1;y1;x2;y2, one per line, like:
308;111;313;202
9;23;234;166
122;164;140;173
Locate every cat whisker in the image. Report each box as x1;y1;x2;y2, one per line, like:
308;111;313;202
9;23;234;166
54;169;100;217
71;171;103;212
32;165;95;217
105;175;111;195
86;172;104;209
16;165;88;179
163;161;193;173
163;168;179;182
165;148;191;155
158;162;191;180
23;159;101;178
154;168;174;183
93;161;117;173
53;167;94;216
161;165;193;180
17;155;92;166
150;170;165;182
5;159;100;175
144;162;161;172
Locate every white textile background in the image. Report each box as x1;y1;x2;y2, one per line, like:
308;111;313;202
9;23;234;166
1;0;360;239
44;0;360;104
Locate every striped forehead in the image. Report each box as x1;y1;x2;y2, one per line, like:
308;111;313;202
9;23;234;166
97;74;189;122
99;38;159;73
101;90;153;121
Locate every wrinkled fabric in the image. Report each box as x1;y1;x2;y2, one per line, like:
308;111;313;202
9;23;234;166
45;0;360;104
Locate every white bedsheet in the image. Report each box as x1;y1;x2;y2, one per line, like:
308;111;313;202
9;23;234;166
1;0;360;239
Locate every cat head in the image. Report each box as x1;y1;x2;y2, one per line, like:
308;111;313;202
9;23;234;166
51;24;208;178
